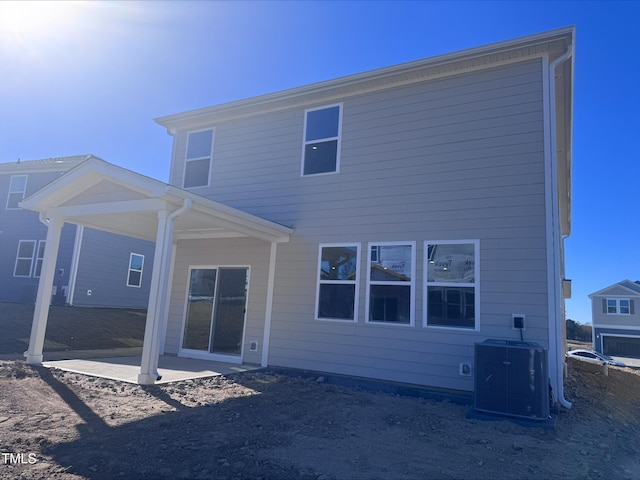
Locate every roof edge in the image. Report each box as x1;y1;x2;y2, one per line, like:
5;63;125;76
155;26;574;130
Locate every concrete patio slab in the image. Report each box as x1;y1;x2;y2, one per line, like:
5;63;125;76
43;355;261;384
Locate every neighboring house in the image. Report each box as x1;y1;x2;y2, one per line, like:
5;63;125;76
22;26;574;409
589;280;640;358
0;156;155;309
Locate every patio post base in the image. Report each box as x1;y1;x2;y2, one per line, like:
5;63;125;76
137;373;158;385
24;353;43;365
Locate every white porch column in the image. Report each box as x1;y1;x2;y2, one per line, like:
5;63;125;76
138;210;173;384
25;216;64;364
261;241;278;367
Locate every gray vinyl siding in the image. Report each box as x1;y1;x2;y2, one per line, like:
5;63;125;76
0;170;77;304
167;59;550;391
72;227;155;309
165;237;272;365
591;290;640;329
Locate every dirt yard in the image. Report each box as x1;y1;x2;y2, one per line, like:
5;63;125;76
0;303;146;356
1;355;639;480
2;305;639;479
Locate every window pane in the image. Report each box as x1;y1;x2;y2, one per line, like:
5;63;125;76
186;130;213;159
369;284;411;324
607;299;617;314
130;254;144;271
127;270;142;287
183;269;216;350
10;175;27;192
6;192;23;209
306;106;340;141
620;299;630;314
18;241;35;258
321;246;357;280
303;140;337;175
428;286;475;328
318;284;356;320
184;158;210;187
427;243;475;283
370;245;412;282
15;259;32;276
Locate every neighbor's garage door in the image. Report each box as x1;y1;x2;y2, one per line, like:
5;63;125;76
603;336;640;358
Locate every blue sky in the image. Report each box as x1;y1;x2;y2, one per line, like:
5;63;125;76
0;1;638;324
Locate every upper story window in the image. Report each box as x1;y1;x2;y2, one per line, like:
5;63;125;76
605;298;633;315
366;242;415;326
6;175;27;209
302;104;342;176
127;253;144;288
183;129;214;188
425;240;479;330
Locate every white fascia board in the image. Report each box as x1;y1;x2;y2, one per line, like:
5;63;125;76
588;282;640;298
155;27;574;131
21;157;168;211
49;198;168;218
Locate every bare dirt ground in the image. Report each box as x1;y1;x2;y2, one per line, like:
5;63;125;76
2;305;639;479
1;355;639;480
0;303;146;356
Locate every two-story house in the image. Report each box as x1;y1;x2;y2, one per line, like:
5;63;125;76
589;280;640;358
21;27;574;407
0;156;155;309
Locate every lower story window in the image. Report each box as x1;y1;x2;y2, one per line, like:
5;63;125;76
14;240;36;277
316;244;359;321
366;242;415;325
425;240;479;330
127;253;144;287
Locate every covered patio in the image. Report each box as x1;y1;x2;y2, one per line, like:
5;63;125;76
20;156;292;384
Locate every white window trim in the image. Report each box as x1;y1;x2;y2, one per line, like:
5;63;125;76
365;241;416;327
315;243;360;323
424;239;480;332
183;127;215;189
13;240;36;277
126;252;144;288
606;298;631;315
300;103;343;177
33;240;46;278
6;175;27;210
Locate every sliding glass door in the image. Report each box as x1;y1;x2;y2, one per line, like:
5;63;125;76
182;267;249;358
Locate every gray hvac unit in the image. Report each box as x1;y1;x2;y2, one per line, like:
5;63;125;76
474;339;550;421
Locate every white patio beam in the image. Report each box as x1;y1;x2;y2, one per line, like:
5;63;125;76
25;215;64;364
49;198;167;218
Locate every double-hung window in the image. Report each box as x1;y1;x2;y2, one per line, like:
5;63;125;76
366;242;415;325
127;253;144;287
302;104;342;176
316;244;359;321
6;175;27;209
184;129;214;188
425;240;479;330
33;241;46;277
606;298;632;315
14;240;36;277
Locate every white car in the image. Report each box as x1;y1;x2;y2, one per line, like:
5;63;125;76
566;349;626;367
